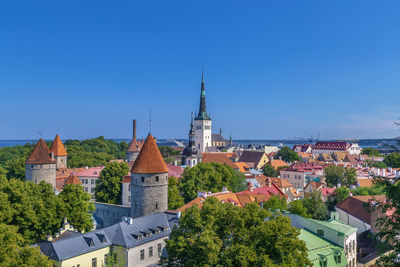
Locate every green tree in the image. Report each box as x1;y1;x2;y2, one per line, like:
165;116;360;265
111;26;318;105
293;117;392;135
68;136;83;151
325;165;357;187
302;191;329;220
161;198;311;267
168;177;184;210
179;162;246;203
94;161;129;204
59;184;95;232
263;195;287;211
0;224;52;267
361;147;381;157
274;146;300;162
383;152;400;168
288;200;310;218
351;184;385;196
4;158;25;180
371;161;387;169
327;187;350;211
263;164;278;177
344;167;357;186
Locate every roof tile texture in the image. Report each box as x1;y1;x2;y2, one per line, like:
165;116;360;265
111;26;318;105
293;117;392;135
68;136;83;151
50;135;67;156
26;139;56;164
131;134;168;174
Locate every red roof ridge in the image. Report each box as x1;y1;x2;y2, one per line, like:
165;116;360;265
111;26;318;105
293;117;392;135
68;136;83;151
50;135;67;156
131;134;168;174
26;139;56;164
65;174;82;185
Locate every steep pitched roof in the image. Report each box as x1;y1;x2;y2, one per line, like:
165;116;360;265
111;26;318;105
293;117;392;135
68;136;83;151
202;153;239;169
127;138;143;152
269;159;287;169
50;135;67;156
26;139;56;164
131;134;168;174
336;195;386;224
65;174;82;185
238;151;266;165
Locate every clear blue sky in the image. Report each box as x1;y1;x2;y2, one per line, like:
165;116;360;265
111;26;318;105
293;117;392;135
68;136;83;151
1;0;400;140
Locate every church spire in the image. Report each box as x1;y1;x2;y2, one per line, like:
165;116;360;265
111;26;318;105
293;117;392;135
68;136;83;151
196;71;211;120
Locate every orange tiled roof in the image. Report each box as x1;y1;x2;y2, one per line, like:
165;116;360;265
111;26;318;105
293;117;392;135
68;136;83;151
122;175;131;183
50;135;67;156
202;153;239;169
131;134;168;174
289;188;301;197
65;174;82;185
127;138;143;152
358;179;373;188
270;177;293;188
235;162;249;173
26;139;56;164
269;159;287;170
176;196;205;212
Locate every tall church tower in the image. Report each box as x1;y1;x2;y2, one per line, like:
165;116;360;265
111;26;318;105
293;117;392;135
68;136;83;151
130;133;168;218
194;72;212;154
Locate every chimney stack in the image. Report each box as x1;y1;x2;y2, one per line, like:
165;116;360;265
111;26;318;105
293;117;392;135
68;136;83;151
133;119;137;141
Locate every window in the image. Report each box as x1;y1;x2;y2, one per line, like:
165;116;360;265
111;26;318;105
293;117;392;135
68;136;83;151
156;202;158;210
140;249;145;261
317;229;324;236
128;185;131;191
158;243;162;254
128;196;131;202
92;258;97;267
84;187;88;192
91;179;94;184
91;188;94;193
141;177;145;183
149;246;153;257
156;176;159;182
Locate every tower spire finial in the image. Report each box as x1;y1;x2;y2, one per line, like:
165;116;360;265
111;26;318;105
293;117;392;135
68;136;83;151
201;69;204;84
149;108;152;134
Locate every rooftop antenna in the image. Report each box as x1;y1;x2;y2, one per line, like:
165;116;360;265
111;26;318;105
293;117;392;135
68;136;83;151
149;108;152;134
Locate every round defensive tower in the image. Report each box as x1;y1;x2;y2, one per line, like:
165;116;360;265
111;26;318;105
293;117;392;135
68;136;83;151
130;133;168;218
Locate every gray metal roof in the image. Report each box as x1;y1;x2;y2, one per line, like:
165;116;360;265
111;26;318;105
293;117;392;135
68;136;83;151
37;212;179;261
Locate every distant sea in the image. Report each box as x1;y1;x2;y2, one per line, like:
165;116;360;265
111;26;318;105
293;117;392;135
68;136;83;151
0;138;394;149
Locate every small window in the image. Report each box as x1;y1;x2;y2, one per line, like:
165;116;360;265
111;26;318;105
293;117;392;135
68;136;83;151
128;185;131;191
92;258;97;267
91;179;94;184
158;243;162;253
156;176;159;182
140;249;145;261
149;246;153;257
128;196;131;202
84;187;88;192
141;177;145;183
317;229;324;236
91;188;94;193
156;202;158;210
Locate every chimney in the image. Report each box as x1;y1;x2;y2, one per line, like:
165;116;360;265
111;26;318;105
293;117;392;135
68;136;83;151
133;119;137;140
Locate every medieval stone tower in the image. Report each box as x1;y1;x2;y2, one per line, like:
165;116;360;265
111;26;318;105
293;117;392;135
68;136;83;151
25;139;57;189
50;134;67;169
130;133;168;218
126;119;143;162
194;72;212;154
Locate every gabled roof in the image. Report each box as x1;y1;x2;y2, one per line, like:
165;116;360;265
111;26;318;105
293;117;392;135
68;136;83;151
26;139;56;164
131;134;168;174
50;135;67;156
335;195;386;224
269;177;293;188
76;166;105;178
202;153;239;169
269;159;287;169
238;151;266;165
211;133;226;143
313;141;350;151
65;174;82;185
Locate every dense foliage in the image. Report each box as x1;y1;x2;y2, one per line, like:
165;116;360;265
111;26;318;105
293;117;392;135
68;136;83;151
302;191;329;220
324;165;357;187
274;146;300;162
94;161;130;205
263;164;278;177
0;176;93;244
361;147;381;157
161;198;311;267
168;177;184;210
179;162;246;203
0;224;53;267
383;152;400;168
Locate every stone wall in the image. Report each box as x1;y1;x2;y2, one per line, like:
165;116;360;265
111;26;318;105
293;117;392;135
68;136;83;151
126;151;139;162
131;172;168;218
94;202;130;229
25;163;56;188
55;156;67;169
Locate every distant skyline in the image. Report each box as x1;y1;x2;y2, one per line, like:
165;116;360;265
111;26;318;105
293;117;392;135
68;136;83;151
1;1;400;140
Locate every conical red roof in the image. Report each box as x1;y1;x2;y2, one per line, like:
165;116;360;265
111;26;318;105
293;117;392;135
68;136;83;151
127;138;143;152
131;134;168;174
26;139;56;164
50;135;67;156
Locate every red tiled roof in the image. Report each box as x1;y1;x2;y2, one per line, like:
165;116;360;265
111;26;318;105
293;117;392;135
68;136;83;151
65;174;82;185
50;135;67;156
269;159;287;170
281;162;324;173
237;183;285;197
127;138;143;152
336;195;386;224
313;141;350;151
320;187;335;196
131;134;168;174
357;179;373;188
76;166;105;177
202;153;239;169
122;175;131;183
26;139;56;164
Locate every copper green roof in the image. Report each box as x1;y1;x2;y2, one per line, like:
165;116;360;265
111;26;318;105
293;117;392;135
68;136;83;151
307;218;357;236
195;72;211;121
299;229;347;267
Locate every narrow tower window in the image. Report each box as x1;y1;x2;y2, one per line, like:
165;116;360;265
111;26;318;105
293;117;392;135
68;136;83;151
156;202;158;210
156;176;159;182
141;177;144;183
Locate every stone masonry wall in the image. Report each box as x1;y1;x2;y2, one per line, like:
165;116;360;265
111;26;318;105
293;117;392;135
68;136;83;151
126;151;139;162
94;202;131;229
131;172;168;218
55;156;67;169
25;163;56;188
